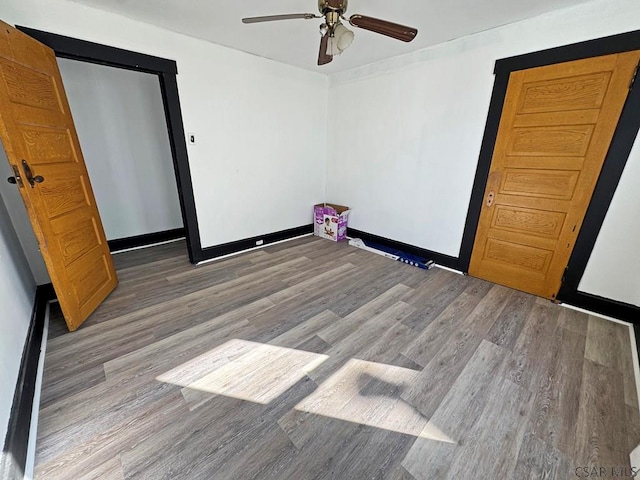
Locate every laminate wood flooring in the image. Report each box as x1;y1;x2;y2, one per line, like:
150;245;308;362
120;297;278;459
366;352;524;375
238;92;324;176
36;236;640;479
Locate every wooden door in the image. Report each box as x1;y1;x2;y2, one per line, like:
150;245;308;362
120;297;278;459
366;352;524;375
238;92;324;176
469;51;640;299
0;20;117;330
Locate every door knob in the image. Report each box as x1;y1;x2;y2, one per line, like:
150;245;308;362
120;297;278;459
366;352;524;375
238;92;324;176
7;165;24;187
22;159;44;188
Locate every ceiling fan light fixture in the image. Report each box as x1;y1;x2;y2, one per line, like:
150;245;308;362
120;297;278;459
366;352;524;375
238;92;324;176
334;23;354;51
242;0;418;66
326;23;354;56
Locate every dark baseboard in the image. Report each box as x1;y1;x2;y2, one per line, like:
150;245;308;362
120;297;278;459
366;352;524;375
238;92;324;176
347;228;460;271
1;283;54;480
558;290;640;325
108;228;185;253
199;225;313;262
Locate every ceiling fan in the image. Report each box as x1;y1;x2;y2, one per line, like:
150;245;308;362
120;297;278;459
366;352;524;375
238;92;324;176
242;0;418;66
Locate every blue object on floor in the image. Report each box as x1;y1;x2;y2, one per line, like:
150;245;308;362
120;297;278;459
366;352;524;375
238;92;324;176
361;239;434;270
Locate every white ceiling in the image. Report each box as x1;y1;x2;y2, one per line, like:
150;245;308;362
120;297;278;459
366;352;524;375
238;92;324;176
66;0;596;74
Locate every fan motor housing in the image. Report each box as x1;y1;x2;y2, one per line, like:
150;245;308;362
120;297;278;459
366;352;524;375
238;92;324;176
318;0;348;14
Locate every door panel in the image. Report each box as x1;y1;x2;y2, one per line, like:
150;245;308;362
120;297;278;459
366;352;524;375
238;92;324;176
469;50;640;299
0;20;117;330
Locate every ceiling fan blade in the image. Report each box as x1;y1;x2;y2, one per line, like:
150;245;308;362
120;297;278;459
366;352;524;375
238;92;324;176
242;13;319;24
318;34;333;66
348;15;418;42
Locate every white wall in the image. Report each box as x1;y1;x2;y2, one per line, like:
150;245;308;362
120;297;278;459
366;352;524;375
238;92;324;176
0;190;37;449
1;0;328;251
579;133;640;307
57;58;183;241
326;0;640;257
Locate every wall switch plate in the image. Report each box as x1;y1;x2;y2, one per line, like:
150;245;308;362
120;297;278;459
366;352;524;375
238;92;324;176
188;133;196;145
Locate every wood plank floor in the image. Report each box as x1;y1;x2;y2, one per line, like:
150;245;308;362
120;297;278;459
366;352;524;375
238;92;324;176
36;236;640;479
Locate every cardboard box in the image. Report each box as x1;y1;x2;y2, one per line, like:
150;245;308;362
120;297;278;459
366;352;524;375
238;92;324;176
314;203;350;241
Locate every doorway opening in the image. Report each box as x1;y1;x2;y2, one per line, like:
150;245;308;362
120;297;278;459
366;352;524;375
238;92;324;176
17;26;203;263
57;58;185;252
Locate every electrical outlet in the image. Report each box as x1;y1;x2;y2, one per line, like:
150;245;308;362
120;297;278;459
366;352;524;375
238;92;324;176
256;240;264;246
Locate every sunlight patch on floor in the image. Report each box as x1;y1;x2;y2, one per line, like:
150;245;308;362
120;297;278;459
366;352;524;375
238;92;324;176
156;339;328;408
294;358;455;442
157;340;454;442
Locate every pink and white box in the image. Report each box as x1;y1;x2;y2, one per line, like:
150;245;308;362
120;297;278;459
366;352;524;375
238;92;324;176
313;203;350;242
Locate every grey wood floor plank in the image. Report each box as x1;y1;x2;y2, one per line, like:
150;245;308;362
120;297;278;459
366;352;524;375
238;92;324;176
111;240;186;270
512;431;572;480
400;270;470;332
356;318;418;367
557;307;589;336
46;302;69;341
294;334;333;354
387;353;423;371
463;284;514;333
316;284;413;345
35;237;640;480
267;262;358;304
401;340;509;480
530;326;586;456
574;359;630;468
43;328;155;387
461;276;495;300
400;325;482;418
268;309;341;349
387;465;417;480
585;315;623;372
77;456;125;480
271;251;369;284
35;391;187;479
312;426;416;480
504;301;561;393
36;380;182;466
444;376;533;479
485;289;536;350
308;301;416;383
102;302;266;386
39;363;106;410
400;292;482;367
616;324;639;408
328;264;424;319
121;376;316;480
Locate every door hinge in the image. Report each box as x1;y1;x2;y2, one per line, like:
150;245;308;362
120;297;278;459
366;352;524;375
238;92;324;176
631;60;640;89
561;265;569;283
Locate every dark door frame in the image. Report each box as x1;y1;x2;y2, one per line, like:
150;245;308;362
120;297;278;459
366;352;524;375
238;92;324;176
16;26;204;263
458;29;640;321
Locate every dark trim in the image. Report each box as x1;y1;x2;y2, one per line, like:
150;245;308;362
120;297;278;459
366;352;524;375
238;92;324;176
495;30;640;75
16;27;201;264
107;228;185;252
457;70;510;272
559;291;640;325
347;228;459;271
158;73;202;263
16;26;177;74
557;65;640;302
1;284;54;480
200;225;313;261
